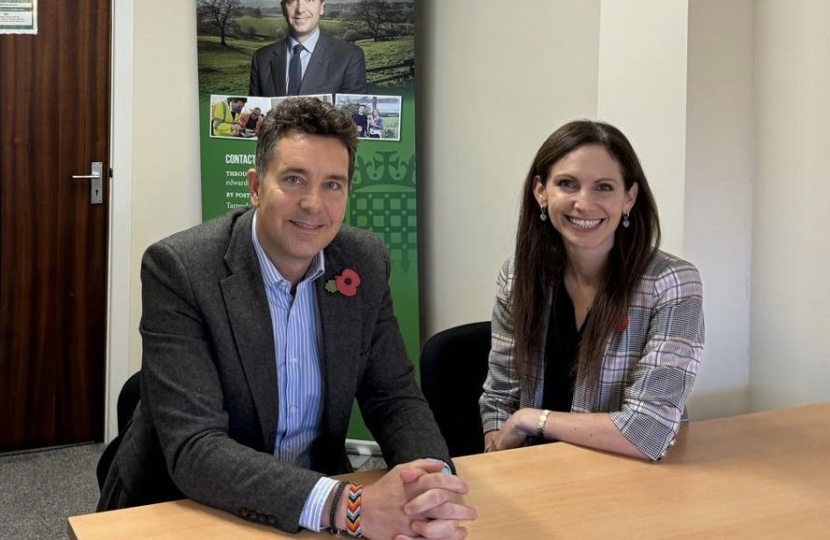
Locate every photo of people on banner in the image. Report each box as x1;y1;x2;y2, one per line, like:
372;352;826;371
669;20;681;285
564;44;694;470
209;96;270;139
210;92;402;142
209;94;335;140
337;94;402;141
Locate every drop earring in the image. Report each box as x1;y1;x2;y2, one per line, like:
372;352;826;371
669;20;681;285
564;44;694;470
622;212;630;229
540;206;548;222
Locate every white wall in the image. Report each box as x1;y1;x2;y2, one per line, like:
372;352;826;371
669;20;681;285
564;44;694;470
594;0;757;420
127;0;203;372
418;0;601;335
684;0;754;418
751;0;830;410
107;0;136;439
597;0;689;256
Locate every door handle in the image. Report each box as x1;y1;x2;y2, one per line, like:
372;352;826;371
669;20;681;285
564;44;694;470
71;162;103;205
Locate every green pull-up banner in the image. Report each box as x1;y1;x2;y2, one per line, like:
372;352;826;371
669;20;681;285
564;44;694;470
195;0;420;441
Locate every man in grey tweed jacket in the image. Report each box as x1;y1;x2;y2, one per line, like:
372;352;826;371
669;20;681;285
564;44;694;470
98;98;475;539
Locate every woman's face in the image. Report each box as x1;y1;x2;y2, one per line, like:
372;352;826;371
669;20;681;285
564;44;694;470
372;109;379;118
534;144;637;257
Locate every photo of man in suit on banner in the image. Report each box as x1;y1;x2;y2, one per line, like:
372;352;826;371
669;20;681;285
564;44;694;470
249;0;367;97
197;0;415;100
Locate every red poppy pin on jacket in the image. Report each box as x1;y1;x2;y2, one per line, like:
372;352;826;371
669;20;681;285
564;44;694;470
325;268;361;297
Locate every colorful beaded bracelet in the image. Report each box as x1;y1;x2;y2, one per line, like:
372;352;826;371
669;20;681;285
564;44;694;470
345;483;364;537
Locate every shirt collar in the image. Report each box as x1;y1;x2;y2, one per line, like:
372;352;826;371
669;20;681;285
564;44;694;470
251;211;325;290
288;27;320;54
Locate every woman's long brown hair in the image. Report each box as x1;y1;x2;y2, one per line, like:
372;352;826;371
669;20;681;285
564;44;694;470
512;120;661;389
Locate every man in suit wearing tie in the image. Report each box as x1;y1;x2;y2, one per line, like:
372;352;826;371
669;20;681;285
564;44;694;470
98;98;475;540
249;0;367;97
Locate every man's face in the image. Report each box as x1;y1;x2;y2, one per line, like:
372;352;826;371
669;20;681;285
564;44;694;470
251;108;261;118
358;105;366;116
231;100;245;114
283;0;325;41
248;130;349;282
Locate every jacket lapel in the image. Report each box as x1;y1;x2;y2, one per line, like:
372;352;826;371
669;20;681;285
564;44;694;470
269;38;288;97
315;236;362;441
220;210;280;452
301;33;330;95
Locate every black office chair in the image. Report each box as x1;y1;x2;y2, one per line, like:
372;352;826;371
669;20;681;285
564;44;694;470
96;370;142;490
419;322;491;457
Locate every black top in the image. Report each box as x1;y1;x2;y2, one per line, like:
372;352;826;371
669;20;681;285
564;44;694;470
541;281;584;413
244;115;259;130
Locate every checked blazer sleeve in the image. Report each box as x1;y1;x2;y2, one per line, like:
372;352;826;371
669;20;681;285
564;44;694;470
606;254;705;460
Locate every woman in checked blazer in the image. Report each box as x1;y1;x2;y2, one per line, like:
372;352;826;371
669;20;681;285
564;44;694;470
480;120;705;461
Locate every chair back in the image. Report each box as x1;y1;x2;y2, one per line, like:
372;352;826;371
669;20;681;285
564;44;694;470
96;370;141;490
420;322;491;457
116;370;142;433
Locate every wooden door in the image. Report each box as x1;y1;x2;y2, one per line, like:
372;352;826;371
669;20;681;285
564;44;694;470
0;0;110;451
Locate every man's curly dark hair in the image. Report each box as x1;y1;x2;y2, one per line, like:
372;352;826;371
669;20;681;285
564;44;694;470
255;97;359;184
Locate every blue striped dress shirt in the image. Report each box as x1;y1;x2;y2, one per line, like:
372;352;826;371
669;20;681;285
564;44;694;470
251;214;337;531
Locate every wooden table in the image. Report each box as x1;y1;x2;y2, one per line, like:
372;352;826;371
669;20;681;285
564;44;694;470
68;403;830;539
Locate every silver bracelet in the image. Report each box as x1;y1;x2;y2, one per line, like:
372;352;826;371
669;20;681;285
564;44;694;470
537;409;552;438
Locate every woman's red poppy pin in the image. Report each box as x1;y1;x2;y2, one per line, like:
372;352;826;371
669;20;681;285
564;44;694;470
616;315;629;333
